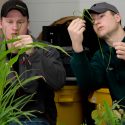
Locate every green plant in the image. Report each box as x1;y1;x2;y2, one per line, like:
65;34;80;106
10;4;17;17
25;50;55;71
0;33;68;125
0;38;38;124
91;100;125;125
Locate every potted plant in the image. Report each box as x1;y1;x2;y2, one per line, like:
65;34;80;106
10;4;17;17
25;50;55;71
0;31;68;125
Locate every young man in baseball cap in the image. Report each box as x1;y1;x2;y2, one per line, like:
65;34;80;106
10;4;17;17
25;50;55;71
0;0;66;125
68;2;125;124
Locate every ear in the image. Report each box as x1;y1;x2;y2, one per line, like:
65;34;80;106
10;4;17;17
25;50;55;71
114;13;121;23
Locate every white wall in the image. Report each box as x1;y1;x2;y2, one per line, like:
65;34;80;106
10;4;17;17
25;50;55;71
24;0;125;38
24;0;80;38
1;0;125;38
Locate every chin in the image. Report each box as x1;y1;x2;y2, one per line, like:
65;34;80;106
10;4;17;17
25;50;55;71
97;34;104;39
97;32;106;39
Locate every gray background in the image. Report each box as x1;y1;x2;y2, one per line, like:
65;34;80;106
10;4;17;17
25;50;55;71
0;0;125;38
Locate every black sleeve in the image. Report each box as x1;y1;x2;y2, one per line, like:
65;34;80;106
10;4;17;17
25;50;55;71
24;47;66;90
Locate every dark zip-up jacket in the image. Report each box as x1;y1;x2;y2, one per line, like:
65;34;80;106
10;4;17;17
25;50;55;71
70;37;125;107
8;41;66;125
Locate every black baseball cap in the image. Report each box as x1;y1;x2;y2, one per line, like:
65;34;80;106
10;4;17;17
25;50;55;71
88;2;119;14
1;0;29;19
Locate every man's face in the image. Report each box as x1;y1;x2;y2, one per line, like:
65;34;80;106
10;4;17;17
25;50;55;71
1;9;29;40
91;11;121;38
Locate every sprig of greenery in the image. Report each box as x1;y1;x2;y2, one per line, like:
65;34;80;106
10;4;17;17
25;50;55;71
0;30;68;124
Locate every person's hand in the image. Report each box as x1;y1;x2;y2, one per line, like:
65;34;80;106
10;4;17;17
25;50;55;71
67;18;86;53
113;41;125;60
13;35;34;55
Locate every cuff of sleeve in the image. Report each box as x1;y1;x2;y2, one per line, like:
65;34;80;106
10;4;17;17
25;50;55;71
73;51;86;60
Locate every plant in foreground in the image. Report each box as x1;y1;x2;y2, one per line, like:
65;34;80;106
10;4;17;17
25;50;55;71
0;35;68;125
91;100;125;125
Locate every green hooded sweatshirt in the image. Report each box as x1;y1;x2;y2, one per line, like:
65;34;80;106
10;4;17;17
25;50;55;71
70;37;125;107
